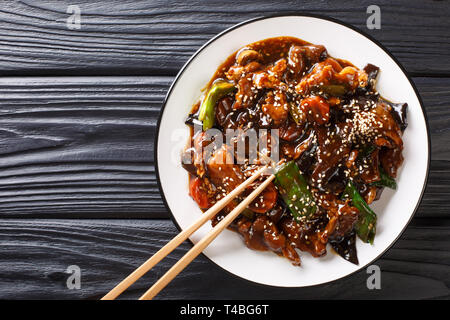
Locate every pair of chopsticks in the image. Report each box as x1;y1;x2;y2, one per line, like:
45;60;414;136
102;164;274;300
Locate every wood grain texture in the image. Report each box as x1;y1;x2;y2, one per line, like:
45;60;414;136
0;76;447;218
0;76;169;217
0;0;449;76
0;219;448;300
0;0;448;300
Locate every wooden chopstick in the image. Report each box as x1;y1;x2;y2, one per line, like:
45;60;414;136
139;173;275;300
101;164;270;300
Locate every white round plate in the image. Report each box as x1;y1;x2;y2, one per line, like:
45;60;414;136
155;15;430;287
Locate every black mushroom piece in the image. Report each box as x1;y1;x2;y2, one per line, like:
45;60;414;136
363;63;380;89
362;63;408;132
387;101;408;132
330;231;359;265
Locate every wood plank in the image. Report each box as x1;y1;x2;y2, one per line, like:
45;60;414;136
0;76;448;218
0;0;449;76
0;219;447;300
0;76;169;217
413;77;450;160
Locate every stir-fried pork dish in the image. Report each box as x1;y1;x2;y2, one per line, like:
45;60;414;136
181;37;407;265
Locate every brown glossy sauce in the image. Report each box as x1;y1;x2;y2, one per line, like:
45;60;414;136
182;36;407;266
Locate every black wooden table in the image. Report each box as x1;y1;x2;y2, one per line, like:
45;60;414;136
0;0;448;300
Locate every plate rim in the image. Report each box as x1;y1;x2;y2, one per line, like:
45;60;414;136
154;13;431;289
